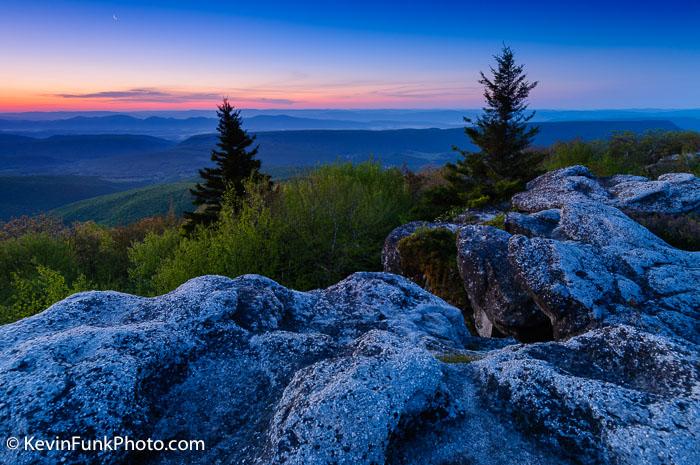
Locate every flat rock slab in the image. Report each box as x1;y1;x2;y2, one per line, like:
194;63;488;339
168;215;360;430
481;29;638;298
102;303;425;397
512;165;700;214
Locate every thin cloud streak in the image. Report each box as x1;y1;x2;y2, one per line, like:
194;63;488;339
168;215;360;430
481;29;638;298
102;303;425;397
51;88;298;106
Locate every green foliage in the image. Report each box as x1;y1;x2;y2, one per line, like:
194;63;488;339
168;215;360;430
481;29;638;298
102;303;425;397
273;162;411;289
396;227;472;328
136;161;412;294
5;265;91;324
127;228;183;295
627;212;700;251
442;46;543;212
53;181;195;226
0;233;80;324
0;215;177;324
544;131;700;176
482;213;506;230
185;99;271;231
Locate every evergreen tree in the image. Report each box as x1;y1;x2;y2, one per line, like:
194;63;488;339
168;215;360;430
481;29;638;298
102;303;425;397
184;98;270;232
445;45;543;208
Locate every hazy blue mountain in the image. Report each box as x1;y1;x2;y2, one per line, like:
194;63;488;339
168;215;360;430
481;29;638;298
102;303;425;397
0;134;175;175
0;118;688;221
2;109;697;138
0;120;680;183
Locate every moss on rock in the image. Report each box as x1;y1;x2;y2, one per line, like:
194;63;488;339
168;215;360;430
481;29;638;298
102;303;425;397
396;227;474;331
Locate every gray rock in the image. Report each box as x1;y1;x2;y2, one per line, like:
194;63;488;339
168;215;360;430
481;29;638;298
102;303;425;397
504;209;561;238
507;199;700;342
1;271;697;465
453;206;505;224
512;165;700;214
471;325;700;465
610;172;700;214
511;165;611;212
456;225;552;341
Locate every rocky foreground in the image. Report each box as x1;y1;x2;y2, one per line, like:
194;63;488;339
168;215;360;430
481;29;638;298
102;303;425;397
1;166;699;465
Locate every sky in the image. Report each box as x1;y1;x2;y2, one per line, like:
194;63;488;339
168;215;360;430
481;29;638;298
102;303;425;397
1;0;699;111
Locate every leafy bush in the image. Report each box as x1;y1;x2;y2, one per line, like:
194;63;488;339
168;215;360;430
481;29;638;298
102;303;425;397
396;228;472;330
4;265;91;324
0;214;178;324
133;162;414;294
627;212;700;251
544;131;700;176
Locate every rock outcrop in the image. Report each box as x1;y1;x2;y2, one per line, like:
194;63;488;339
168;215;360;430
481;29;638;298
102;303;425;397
2;166;699;465
512;165;700;215
1;272;698;465
456;166;700;342
456;226;551;341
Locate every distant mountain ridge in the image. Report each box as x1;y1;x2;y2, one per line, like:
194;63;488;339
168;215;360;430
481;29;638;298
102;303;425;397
1;110;698;138
0;120;681;184
0;118;690;221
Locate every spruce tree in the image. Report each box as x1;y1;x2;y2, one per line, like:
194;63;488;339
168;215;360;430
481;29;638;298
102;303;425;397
446;45;542;208
184;98;270;231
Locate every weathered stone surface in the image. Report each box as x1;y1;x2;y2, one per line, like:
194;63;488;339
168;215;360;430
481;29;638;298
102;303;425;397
456;225;551;341
453;206;505;224
512;165;700;214
1;271;698;465
382;221;459;274
470;325;700;465
504;209;561;238
508;200;700;341
511;165;610;212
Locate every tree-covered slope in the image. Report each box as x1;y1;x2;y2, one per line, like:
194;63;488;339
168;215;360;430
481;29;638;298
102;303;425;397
52;181;195;226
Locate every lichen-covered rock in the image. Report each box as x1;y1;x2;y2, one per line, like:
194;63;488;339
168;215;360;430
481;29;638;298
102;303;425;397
456;226;551;341
511;165;610;212
0;270;698;464
504;209;561;238
512;165;700;214
470;325;700;465
508;200;700;342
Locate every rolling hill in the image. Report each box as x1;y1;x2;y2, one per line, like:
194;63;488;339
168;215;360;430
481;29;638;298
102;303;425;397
52;181;196;226
0;119;688;222
50;166;309;226
0;176;142;221
0;120;682;183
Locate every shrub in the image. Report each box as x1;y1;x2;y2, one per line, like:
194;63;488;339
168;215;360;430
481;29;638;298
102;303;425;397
273;162;411;288
0;233;78;304
133;161;413;294
127;228;183;296
3;265;91;324
544;131;700;177
627;212;700;251
396;228;472;330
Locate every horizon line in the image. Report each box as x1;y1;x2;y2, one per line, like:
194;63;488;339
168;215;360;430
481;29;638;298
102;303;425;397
2;107;700;114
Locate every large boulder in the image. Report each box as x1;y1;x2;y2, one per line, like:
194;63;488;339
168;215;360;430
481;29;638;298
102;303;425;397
456;225;551;341
1;272;698;465
451;167;700;343
512;165;700;214
509;199;700;342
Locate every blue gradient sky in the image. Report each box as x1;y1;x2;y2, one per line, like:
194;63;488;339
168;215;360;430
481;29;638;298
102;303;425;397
1;0;699;110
